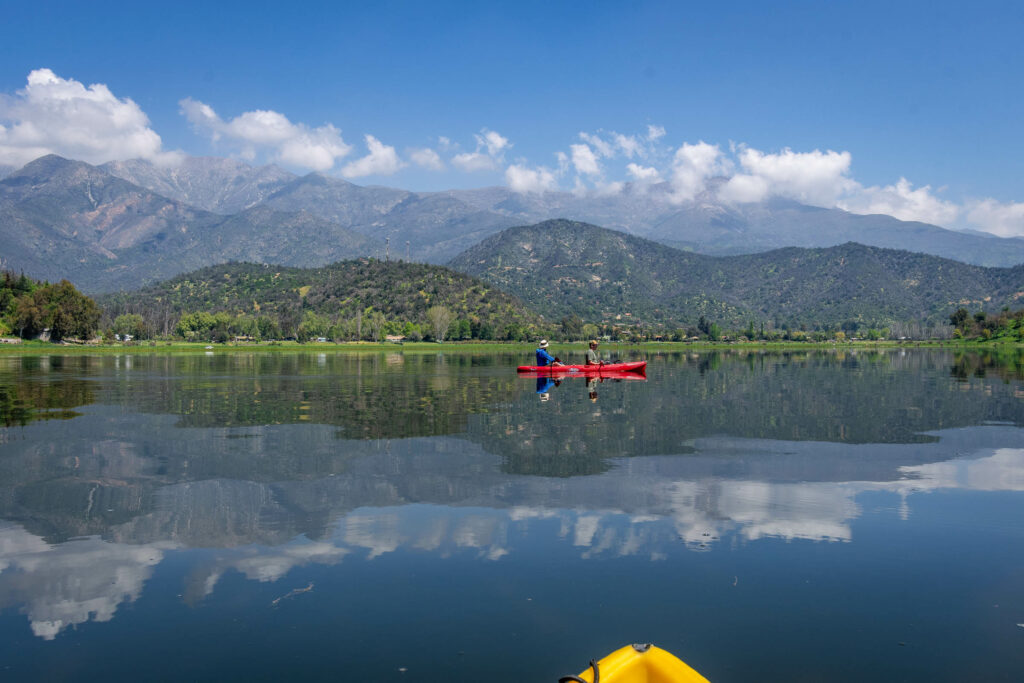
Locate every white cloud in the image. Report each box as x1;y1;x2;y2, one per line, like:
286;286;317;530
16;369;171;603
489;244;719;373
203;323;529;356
180;97;351;171
409;147;444;170
452;151;498;172
579;131;615;158
556;151;570;175
0;68;178;167
340;134;404;178
669;141;725;202
570;143;601;176
647;124;666;141
720;147;853;206
626;162;661;183
964;199;1024;238
839;178;960;226
506;163;558;193
614;133;641;158
477;129;510;156
450;128;511;172
580;130;643;159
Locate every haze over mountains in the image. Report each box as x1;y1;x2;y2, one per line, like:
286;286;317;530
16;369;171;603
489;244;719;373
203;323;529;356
2;154;1024;297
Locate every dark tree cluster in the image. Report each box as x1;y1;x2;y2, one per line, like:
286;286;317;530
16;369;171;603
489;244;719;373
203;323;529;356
1;272;101;341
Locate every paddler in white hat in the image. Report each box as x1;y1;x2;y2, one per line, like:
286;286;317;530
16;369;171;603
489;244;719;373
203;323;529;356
535;339;563;367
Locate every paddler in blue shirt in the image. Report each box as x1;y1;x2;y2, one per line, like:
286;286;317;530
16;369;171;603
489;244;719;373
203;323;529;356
535;339;563;367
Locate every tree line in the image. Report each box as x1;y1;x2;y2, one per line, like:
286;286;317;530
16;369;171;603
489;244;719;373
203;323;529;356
5;266;1022;346
950;307;1024;342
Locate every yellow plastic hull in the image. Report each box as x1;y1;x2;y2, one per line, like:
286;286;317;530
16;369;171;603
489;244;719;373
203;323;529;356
565;644;710;683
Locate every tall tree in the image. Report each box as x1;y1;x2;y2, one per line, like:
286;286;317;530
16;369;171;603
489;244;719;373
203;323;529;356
426;305;455;342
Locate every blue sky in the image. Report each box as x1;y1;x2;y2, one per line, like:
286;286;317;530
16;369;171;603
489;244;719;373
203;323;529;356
2;1;1023;235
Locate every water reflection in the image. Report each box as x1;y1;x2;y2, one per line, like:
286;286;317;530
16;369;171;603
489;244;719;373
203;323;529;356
0;349;1022;644
0;524;172;640
2;420;1023;639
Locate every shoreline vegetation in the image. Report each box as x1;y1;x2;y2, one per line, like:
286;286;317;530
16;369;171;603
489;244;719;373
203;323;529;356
4;268;1023;353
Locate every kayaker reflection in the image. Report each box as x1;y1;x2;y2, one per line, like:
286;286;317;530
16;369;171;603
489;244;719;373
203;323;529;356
587;376;602;402
535;339;563;366
585;339;604;366
536;375;561;401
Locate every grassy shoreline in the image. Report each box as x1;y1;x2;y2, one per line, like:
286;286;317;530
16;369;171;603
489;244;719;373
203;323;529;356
0;338;1020;356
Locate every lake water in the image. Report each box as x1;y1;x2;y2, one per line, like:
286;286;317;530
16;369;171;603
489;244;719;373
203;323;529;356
0;348;1022;681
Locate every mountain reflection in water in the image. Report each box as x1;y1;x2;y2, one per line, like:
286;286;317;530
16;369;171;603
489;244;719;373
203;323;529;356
0;348;1021;683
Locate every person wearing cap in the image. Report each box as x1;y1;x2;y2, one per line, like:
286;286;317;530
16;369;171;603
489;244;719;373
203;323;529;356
535;339;562;367
585;339;604;366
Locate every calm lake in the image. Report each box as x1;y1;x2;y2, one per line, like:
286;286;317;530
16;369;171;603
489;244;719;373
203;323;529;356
0;348;1022;681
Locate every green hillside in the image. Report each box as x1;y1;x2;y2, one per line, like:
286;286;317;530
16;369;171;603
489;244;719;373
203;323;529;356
98;259;541;340
449;219;1024;329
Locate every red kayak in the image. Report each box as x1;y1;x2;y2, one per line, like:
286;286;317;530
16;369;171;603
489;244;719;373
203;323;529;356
517;369;647;381
517;361;647;376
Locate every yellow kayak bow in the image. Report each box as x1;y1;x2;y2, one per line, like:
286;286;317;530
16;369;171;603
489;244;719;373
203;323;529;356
559;643;710;683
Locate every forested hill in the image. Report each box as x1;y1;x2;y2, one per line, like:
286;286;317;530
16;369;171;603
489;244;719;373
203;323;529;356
448;219;1024;328
97;259;540;339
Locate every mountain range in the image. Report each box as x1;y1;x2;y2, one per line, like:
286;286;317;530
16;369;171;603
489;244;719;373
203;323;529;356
0;156;377;292
450;219;1024;328
2;154;1024;295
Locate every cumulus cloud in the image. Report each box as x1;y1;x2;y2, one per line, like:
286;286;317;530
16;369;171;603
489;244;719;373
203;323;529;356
839;178;960;226
506;163;558;193
570;143;601;176
669;141;726;202
495;123;1024;236
964;199;1024;238
452;151;498;172
478;129;509;156
340;134;404;178
720;147;853;206
614;133;642;158
180;97;351;171
409;147;444;170
451;128;510;172
0;68;178;167
627;162;661;183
